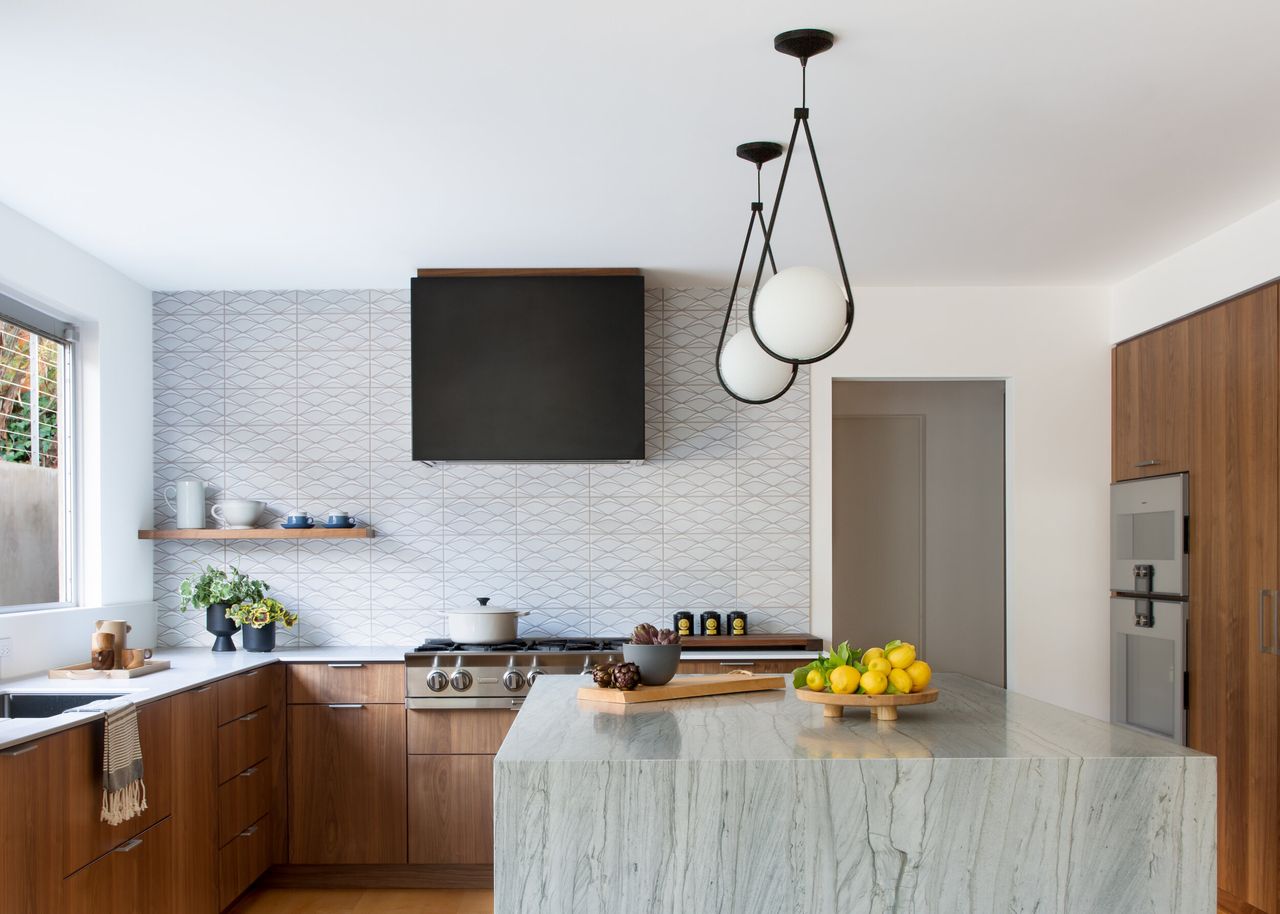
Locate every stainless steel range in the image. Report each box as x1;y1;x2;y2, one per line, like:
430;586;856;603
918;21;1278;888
404;638;627;710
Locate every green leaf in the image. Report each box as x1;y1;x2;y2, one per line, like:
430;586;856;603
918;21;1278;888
792;659;821;689
884;639;903;652
853;661;867;674
886;682;902;695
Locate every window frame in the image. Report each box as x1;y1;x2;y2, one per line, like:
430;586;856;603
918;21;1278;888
0;291;79;614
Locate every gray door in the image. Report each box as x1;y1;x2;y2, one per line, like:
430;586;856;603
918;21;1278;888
832;380;1006;686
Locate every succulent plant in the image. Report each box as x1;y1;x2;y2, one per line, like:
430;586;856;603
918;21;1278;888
591;663;616;689
630;622;681;645
611;661;641;691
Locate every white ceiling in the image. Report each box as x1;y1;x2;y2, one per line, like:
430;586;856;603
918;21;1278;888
4;0;1280;290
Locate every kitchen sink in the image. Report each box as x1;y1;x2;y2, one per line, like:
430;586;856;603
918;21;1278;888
0;692;125;719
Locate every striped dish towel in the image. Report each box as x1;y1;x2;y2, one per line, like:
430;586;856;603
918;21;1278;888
100;702;147;825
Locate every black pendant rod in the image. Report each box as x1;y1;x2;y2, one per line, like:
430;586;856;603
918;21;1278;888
716;166;796;406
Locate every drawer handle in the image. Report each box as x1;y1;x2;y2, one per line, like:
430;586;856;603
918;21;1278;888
195;686;213;694
239;825;258;838
238;712;259;722
0;743;38;758
719;662;755;667
1134;459;1161;468
239;766;258;778
327;663;364;668
245;669;261;678
328;703;364;709
114;838;143;854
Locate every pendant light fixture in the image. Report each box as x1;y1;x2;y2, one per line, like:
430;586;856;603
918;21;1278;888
716;141;798;404
746;29;855;365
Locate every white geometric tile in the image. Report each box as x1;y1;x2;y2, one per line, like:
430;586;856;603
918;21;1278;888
738;533;810;570
663;309;724;346
154;350;224;388
660;422;736;459
297;573;371;611
662;460;738;499
444;574;518;608
298;386;371;428
443;498;516;536
223;463;298;503
664;571;736;608
371;537;443;575
371;608;442;646
738;459;810;499
225;290;296;314
517;572;591;608
155;609;211;647
153;540;225;575
369;498;444;537
589;572;663;607
589;462;663;499
663;497;736;536
737;498;809;535
517;535;590;570
662;346;718;386
521;607;593;638
154;426;225;464
154;290;224;315
441;466;517;499
224;350;298;388
589;498;661;536
370;349;411;388
298;608;373;647
589;535;663;571
369;289;409;311
301;349;372;387
516;498;588;537
300;311;373;349
738;395;808;423
738;570;809;608
371;310;410;348
662;386;735;425
515;465;589;497
224;386;297;426
228;539;297;576
298;462;371;501
298;290;368;312
372;572;444;610
299;423;373;461
154;314;224;351
665;289;730;311
662;535;736;571
443;536;516;574
369;460;443;498
745;607;811;633
736;422;809;460
297;539;370;574
225;312;298;350
153;388;225;427
590;608;662;637
224;423;298;465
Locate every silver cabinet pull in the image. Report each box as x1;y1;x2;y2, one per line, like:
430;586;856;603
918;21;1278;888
1273;591;1279;654
239;824;258;838
719;662;755;667
245;669;261;678
195;685;213;694
1134;459;1161;467
1262;590;1271;654
239;712;258;722
114;838;142;854
0;743;38;758
327;663;364;668
239;766;258;778
328;703;364;709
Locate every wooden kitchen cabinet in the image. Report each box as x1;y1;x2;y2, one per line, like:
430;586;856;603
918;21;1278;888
1112;319;1191;481
217;705;270;784
63;816;176;914
408;755;495;865
677;658;799;675
406;709;516;755
218;813;271;911
287;661;404;704
0;736;59;913
170;684;219;914
287;702;407;864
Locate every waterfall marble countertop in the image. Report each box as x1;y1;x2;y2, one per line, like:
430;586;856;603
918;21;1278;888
495;673;1217;913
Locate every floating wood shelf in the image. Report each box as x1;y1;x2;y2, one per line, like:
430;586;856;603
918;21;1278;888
679;633;823;650
138;527;374;540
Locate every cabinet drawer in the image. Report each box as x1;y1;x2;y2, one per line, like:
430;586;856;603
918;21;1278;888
218;813;271;911
217;709;270;784
63;816;175;914
678;659;800;675
216;667;272;725
218;761;271;846
287;662;404;704
407;709;517;755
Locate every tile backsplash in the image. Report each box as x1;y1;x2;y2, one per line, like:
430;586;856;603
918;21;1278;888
152;289;810;647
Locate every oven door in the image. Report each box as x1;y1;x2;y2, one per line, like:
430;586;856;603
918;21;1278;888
1110;597;1186;744
1110;473;1188;597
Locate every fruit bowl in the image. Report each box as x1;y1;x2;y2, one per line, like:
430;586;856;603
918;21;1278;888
795;687;939;720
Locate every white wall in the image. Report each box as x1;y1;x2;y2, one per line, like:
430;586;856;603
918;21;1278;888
810;287;1113;719
0;202;155;678
1112;196;1280;341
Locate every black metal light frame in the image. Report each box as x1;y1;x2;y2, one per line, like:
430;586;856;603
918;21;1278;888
745;29;855;366
715;141;798;405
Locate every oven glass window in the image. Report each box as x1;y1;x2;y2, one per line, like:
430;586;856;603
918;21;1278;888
1125;633;1174;738
1114;510;1175;560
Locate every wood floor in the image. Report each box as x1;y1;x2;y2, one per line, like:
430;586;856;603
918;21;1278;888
229;888;493;913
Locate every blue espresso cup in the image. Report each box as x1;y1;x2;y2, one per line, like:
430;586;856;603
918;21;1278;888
285;511;314;527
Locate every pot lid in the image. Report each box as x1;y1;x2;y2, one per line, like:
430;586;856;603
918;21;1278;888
446;597;517;614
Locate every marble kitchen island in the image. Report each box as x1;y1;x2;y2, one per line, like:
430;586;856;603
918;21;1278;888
494;672;1215;914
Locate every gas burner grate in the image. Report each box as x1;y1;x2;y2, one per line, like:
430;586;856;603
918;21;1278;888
412;637;626;653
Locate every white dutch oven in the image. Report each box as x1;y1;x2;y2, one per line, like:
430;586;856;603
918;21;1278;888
441;597;530;644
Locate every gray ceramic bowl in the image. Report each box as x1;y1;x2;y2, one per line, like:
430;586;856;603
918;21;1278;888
622;642;682;686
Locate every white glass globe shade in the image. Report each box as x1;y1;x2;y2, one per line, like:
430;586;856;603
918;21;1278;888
752;265;849;361
719;329;793;402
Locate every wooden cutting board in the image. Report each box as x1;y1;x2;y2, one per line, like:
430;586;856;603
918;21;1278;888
577;672;786;704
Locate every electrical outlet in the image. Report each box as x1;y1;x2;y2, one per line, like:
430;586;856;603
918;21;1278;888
0;637;11;658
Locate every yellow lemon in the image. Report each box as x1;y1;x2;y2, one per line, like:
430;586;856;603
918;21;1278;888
862;647;885;663
905;660;932;692
829;665;859;695
888;668;912;695
865;656;891;675
859;669;888;695
887;643;917;670
805;668;827;692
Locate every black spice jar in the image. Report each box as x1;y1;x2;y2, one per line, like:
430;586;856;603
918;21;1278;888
728;611;748;636
700;611;722;636
673;611;694;637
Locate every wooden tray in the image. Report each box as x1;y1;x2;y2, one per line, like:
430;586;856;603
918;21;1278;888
795;687;939;720
577;672;786;704
48;660;171;680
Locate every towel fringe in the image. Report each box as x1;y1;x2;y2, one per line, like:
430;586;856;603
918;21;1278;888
100;779;147;826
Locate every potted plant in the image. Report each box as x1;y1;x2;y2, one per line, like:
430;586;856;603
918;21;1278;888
226;597;298;652
622;622;682;686
177;565;270;652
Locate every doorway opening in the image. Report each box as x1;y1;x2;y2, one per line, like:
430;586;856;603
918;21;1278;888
832;380;1006;686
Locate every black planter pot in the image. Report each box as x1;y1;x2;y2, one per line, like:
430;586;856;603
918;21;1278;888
205;602;239;652
242;622;276;653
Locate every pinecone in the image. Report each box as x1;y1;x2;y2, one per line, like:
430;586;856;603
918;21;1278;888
591;663;617;689
611;661;641;691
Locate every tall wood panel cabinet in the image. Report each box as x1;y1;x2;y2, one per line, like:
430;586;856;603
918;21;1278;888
1117;282;1280;913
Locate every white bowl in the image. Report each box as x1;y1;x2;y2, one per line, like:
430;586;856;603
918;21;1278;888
212;498;265;529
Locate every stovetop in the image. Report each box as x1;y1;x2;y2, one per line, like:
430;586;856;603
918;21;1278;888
410;637;626;654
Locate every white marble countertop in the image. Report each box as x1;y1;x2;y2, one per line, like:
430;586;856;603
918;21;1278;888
498;672;1210;763
0;645;407;750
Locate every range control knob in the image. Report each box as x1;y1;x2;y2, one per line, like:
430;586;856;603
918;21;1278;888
502;670;526;691
425;670;449;693
450;670;473;692
526;669;541;686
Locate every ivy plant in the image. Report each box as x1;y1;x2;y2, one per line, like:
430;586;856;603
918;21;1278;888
178;565;269;613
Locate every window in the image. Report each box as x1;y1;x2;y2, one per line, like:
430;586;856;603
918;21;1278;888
0;293;75;610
